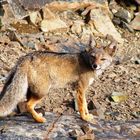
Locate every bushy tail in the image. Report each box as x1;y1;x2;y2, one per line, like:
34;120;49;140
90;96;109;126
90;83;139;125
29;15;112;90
0;67;28;117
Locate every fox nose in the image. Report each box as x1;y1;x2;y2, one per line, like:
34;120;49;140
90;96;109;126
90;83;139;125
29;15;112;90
92;64;97;69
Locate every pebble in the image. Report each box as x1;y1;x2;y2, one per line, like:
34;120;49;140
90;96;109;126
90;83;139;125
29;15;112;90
114;8;132;23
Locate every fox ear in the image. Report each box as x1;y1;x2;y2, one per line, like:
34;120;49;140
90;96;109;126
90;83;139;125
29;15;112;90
86;34;96;52
106;42;117;56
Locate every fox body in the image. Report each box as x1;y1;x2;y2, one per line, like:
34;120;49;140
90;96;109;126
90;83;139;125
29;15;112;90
0;42;116;123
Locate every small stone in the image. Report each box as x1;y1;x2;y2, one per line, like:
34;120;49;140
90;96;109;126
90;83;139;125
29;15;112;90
42;7;55;19
29;11;38;24
114;78;120;82
77;134;95;140
40;18;67;32
81;124;93;134
114;125;121;133
24;42;35;49
112;17;121;25
69;129;81;137
110;92;128;103
53;107;63;114
130;13;140;30
121;21;134;32
108;73;116;78
2;4;15;21
114;8;132;23
39;35;45;42
71;20;84;35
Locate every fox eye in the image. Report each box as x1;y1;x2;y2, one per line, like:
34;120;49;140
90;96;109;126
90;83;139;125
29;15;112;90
101;58;106;61
91;55;96;60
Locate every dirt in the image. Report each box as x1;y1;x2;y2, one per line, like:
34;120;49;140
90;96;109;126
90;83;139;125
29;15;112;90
0;2;140;123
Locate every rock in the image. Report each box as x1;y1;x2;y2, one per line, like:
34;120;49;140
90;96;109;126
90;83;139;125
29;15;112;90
108;73;117;78
113;17;134;32
112;17;121;25
1;3;14;24
53;107;63;114
71;20;84;35
130;13;140;30
11;22;39;34
7;0;52;19
7;0;28;19
109;0;120;15
0;113;140;139
29;11;38;24
23;41;36;49
8;30;22;45
81;124;94;134
69;129;82;137
114;8;132;23
42;7;55;19
77;134;95;140
90;8;123;44
110;92;129;103
40;18;67;32
121;21;134;32
2;3;14;18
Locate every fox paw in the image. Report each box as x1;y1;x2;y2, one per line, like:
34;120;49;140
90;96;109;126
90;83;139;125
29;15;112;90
82;113;97;124
33;113;46;123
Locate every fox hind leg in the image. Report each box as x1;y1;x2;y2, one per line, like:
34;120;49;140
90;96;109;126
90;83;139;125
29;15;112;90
26;96;46;123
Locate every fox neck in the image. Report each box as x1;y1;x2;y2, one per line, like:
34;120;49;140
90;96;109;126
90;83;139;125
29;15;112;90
80;51;93;70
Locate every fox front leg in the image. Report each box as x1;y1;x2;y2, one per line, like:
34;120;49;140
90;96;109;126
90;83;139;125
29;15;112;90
76;80;95;123
75;92;89;115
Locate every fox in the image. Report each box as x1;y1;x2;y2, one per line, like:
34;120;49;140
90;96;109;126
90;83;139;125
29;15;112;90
0;38;116;123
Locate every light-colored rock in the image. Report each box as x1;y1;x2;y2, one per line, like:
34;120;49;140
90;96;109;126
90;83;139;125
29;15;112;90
40;18;67;32
130;13;140;30
71;20;84;35
77;134;95;140
111;92;128;103
29;11;38;24
90;8;123;44
42;7;56;19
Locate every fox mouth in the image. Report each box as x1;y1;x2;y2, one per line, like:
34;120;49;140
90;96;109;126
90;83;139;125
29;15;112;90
96;67;101;70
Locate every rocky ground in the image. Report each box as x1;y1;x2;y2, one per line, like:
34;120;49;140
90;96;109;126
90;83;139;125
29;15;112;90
0;113;140;139
0;0;140;139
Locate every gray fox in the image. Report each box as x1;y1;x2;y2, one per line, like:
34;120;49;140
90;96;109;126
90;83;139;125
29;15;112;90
0;38;116;123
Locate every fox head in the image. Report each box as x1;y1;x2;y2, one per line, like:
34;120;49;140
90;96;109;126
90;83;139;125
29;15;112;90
88;44;116;70
82;35;117;71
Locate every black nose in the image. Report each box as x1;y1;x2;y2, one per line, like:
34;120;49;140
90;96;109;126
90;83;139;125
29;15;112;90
92;64;97;69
